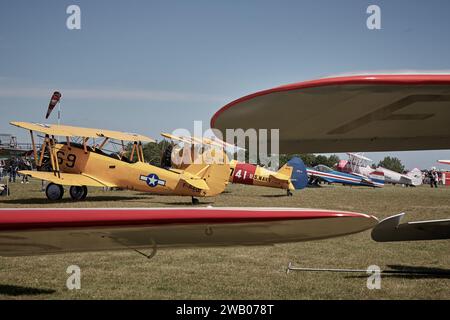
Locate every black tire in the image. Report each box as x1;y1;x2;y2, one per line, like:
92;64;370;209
69;186;88;201
46;183;64;201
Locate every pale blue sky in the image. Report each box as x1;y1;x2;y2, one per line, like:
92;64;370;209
1;0;450;169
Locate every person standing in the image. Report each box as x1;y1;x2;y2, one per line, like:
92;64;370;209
433;170;439;188
9;158;17;183
429;169;438;188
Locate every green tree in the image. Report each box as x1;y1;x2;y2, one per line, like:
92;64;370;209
126;140;172;166
279;153;316;167
378;156;405;173
278;153;339;168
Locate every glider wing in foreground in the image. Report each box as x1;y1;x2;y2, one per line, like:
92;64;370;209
0;208;378;257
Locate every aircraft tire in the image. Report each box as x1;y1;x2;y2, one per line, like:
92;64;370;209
69;186;88;201
46;183;64;201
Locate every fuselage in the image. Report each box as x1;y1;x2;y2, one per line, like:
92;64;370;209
54;143;221;197
307;165;381;187
228;160;292;190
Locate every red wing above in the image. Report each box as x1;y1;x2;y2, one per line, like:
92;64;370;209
211;74;450;153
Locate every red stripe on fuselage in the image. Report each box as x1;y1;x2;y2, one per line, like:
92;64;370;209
232;163;257;185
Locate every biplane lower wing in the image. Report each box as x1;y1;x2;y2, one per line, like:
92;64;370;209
0;208;378;257
18;170;116;188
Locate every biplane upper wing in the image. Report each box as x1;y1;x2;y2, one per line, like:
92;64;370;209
10;122;154;142
211;74;450;153
162;132;238;150
161;132;199;145
18;170;117;188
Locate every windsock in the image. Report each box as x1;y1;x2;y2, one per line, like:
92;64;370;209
45;91;62;119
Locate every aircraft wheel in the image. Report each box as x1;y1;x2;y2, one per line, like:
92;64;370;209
192;197;200;205
46;183;64;201
287;190;293;196
69;186;88;201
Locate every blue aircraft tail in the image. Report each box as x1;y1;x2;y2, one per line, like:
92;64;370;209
287;157;308;190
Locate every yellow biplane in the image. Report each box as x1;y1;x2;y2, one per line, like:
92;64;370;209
161;132;308;196
10;122;230;204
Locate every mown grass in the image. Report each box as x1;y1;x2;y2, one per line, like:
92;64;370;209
0;179;449;299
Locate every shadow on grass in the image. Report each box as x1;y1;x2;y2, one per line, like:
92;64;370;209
345;265;450;280
154;201;215;206
0;284;55;296
0;196;149;205
261;194;291;198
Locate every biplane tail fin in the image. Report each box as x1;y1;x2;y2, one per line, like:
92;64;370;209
182;163;230;196
286;157;308;190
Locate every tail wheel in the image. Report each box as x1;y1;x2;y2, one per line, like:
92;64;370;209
46;183;64;201
69;186;88;201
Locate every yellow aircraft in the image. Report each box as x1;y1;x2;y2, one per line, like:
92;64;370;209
161;133;308;196
10;122;230;204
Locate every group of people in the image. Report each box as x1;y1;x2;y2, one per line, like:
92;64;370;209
0;157;32;183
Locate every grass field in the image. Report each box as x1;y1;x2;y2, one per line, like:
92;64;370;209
0;178;449;299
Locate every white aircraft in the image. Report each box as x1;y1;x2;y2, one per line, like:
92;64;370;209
438;160;450;165
339;153;422;187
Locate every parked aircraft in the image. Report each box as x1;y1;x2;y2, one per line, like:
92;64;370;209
307;164;384;187
161;132;308;195
10;122;230;204
338;153;422;186
2;73;450;257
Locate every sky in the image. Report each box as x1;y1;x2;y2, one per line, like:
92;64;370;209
0;0;450;170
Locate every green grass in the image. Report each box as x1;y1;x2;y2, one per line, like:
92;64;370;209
0;179;449;299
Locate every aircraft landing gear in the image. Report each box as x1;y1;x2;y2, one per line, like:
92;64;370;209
287;190;293;196
192;197;200;205
69;186;88;201
46;183;64;201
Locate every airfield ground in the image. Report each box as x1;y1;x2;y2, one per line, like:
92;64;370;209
0;179;449;299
